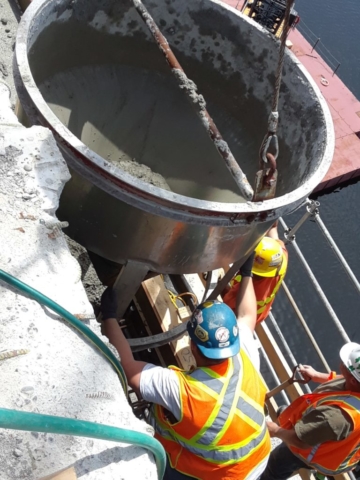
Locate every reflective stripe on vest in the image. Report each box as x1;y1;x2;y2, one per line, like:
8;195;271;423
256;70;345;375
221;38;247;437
237;396;264;427
197;356;241;446
154;416;268;464
305;394;360;473
317;394;360;410
230;275;284;314
310;449;358;476
189;368;224;394
154;355;268;465
284;391;360;475
312;447;359;475
256;276;284;313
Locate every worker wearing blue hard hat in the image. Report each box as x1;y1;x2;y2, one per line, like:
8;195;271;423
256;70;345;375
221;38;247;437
186;300;241;359
100;252;271;480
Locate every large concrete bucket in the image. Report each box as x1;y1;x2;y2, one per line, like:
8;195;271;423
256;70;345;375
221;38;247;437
14;0;334;275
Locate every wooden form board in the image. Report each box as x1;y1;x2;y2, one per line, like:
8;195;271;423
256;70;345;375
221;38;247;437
141;276;194;370
256;322;305;403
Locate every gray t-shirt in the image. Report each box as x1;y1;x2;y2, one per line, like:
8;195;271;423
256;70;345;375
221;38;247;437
295;377;353;446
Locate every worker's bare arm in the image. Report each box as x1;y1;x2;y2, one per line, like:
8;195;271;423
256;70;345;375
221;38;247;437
100;288;148;395
102;319;147;393
236;276;257;333
299;365;333;383
102;319;148;395
266;421;312;450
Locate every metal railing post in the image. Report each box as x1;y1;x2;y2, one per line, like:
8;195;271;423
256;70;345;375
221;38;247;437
268;311;313;394
256;332;290;405
281;282;331;372
314;213;360;294
283;200;319;242
280;217;351;344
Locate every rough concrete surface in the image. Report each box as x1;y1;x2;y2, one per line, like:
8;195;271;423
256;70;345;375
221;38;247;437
109;156;171;191
0;0;18;107
65;236;105;307
0;7;157;476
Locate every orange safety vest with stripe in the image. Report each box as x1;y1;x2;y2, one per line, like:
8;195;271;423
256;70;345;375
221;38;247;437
152;349;271;480
223;248;288;323
278;389;360;475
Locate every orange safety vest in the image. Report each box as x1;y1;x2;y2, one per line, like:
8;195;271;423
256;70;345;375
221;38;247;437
223;246;288;323
152;349;271;480
279;389;360;475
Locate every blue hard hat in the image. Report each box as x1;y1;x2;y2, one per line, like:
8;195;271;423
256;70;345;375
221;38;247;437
187;300;240;360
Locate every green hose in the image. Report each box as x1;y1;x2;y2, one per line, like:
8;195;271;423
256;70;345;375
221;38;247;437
0;269;167;478
0;408;166;480
0;268;128;396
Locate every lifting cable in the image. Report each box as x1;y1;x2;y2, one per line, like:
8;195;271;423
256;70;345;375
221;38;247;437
254;0;295;201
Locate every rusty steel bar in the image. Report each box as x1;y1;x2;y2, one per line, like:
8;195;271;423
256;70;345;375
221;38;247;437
132;0;254;201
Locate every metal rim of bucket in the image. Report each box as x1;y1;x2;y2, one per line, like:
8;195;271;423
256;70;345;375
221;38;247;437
14;0;335;226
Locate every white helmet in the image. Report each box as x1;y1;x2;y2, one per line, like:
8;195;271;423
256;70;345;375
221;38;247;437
340;342;360;382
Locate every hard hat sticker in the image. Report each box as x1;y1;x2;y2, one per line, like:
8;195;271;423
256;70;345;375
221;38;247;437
219;341;230;348
254;255;264;265
195;325;209;342
269;252;282;266
215;327;230;342
233;326;238;337
202;301;213;308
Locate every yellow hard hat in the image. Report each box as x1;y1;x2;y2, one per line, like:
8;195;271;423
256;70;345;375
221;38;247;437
252;237;286;278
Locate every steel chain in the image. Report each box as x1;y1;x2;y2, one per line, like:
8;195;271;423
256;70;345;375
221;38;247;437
259;0;295;168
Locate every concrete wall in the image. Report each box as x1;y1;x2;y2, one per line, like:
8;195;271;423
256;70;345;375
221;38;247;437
0;82;157;480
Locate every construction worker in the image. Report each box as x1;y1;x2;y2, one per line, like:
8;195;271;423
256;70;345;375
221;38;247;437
260;342;360;480
100;253;271;480
223;221;288;323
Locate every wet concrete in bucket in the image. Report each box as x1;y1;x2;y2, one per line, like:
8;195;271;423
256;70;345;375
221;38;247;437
38;63;247;202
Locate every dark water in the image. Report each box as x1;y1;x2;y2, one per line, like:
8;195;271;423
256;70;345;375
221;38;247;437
265;0;360;381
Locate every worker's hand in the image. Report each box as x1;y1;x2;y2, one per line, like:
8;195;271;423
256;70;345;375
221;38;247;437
100;287;118;321
266;420;280;437
239;251;255;278
298;364;318;382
